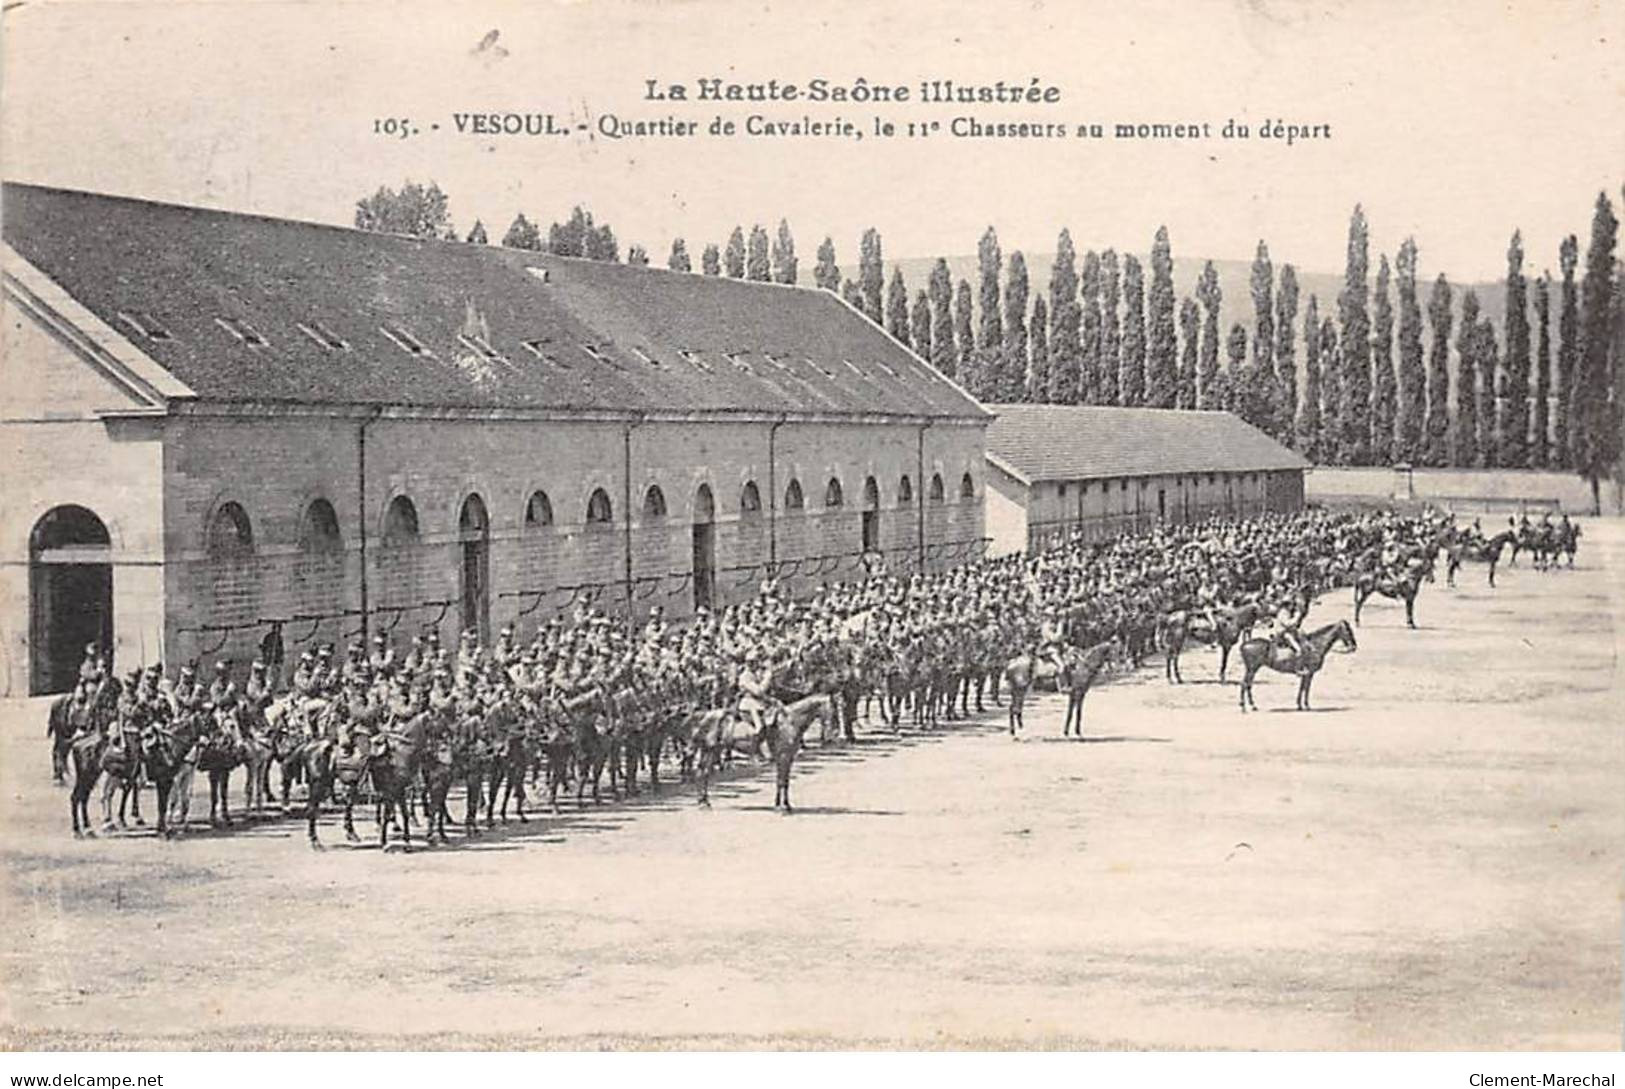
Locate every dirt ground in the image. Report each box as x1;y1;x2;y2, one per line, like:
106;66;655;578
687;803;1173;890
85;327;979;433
2;520;1621;1051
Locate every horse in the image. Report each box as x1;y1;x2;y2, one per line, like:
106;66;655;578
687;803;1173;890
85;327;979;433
98;708;148;830
687;705;763;807
1557;520;1581;567
302;708;372;849
366;711;433;851
1444;529;1515;588
1058;641;1116;739
1353;567;1424;628
763;693;838;813
46;693;76;784
66;678;122;837
195;705;246;828
483;699;531;826
1236;620;1358;713
1002;651;1036;737
1161;603;1257;684
139;713;199;838
237;705;275;818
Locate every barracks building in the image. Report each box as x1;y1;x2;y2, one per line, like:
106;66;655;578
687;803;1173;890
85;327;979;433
0;183;990;696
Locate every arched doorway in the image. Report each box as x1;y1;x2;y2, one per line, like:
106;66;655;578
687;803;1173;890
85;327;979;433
692;484;716;611
459;494;490;642
29;505;113;695
861;475;882;553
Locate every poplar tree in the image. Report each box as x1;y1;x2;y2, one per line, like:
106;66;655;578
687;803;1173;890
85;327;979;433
910;290;932;365
466;219;488;245
814;237;840;291
1250;241;1276;423
1195;261;1222;410
724;227;746;278
626;244;649;266
1079;250;1103;404
886;268;910;347
955;279;976;388
1555;235;1580;469
1533;273;1552;467
1147;227;1178;407
977;228;1004;379
1338;205;1372;464
1048;230;1081;404
667;237;691;272
1319;318;1340;462
859;228;885;324
1100;250;1122;406
1005;252;1032;401
771;219;797;284
1178;298;1199;410
1371;255;1396;464
1571;191;1620;511
1026;295;1048;402
1500;230;1532;467
1299;295;1322;460
926;259;956;377
702;243;721;276
1276;265;1300;443
746;224;771;281
1120;256;1147;406
1395;240;1425;462
1226;324;1249;415
1455;290;1482;467
1423;275;1454;466
841;279;863;309
1476;318;1500;468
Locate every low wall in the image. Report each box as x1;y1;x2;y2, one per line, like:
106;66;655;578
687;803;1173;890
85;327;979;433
1306;467;1624;515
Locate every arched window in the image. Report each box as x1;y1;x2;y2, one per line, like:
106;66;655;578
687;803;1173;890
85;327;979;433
383;495;420;544
643;485;667;519
960;472;976;500
740;481;762;516
784;479;805;511
863;476;880;510
693;483;715;523
929;473;946;503
899;475;913;503
459;493;489;537
825;477;844;508
207;501;254;556
525;490;554;527
586;488;613;525
298;498;342;552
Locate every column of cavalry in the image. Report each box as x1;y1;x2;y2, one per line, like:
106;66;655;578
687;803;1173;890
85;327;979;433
44;506;1582;846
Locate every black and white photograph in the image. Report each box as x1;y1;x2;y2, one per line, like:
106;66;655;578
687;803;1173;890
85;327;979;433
1;0;1621;1064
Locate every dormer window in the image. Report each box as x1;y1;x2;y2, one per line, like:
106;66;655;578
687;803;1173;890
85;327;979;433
724;351;754;375
522;339;569;367
215;316;268;348
116;310;172;341
874;360;899;378
804;357;835;378
631;347;663;369
380;324;432;357
296;320;349;351
580;343;620;367
840;359;867;378
677;348;711;373
458;333;504;362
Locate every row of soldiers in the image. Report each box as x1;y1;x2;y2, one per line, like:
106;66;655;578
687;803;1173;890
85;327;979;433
63;505;1468;747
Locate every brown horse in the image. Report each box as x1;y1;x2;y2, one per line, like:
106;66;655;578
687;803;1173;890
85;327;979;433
66;679;121;837
1353;567;1424;628
764;693;837;812
1162;602;1260;684
98;710;147;830
196;705;245;828
140;713;200;838
364;711;433;851
1236;620;1358;712
1058;641;1116;738
1445;529;1516;587
302;706;370;849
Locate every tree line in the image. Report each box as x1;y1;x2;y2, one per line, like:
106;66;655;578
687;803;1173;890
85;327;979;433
356;180;1624;505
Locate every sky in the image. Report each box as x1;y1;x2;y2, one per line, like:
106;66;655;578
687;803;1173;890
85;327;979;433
3;0;1621;281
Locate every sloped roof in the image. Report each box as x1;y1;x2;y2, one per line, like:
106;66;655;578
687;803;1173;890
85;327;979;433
1;182;987;420
985;403;1309;483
